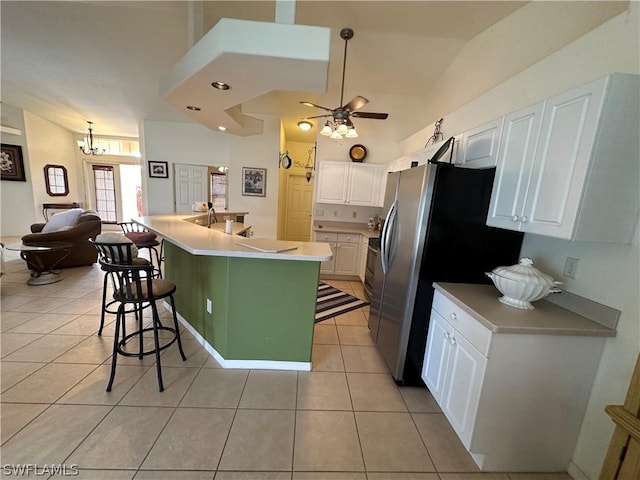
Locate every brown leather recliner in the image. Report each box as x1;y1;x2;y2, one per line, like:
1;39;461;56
21;210;102;269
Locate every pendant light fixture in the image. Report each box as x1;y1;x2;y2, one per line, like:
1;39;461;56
77;121;105;156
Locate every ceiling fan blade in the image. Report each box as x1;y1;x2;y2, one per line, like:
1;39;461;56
351;112;389;120
299;101;334;113
303;114;332;120
342;96;369;112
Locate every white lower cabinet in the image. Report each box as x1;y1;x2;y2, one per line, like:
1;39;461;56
423;289;606;471
315;232;360;277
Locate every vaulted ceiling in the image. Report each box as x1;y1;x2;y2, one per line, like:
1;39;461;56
0;1;629;144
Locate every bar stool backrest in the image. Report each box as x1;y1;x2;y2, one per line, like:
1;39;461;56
118;222;149;235
90;239;137;265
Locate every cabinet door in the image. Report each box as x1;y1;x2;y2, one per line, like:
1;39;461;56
316;162;349;204
440;331;488;449
315;232;337;274
487;102;544;230
522;77;607;238
422;311;453;403
459;118;504;168
320;243;336;274
348;164;379;206
335;242;359;275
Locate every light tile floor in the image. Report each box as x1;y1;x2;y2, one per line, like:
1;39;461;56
0;243;572;480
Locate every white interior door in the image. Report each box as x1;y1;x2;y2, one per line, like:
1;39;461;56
174;164;208;212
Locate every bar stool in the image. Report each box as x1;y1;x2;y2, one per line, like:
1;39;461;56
118;222;163;278
91;236;151;336
98;252;186;392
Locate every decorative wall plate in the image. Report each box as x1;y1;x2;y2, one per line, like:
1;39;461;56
349;144;367;162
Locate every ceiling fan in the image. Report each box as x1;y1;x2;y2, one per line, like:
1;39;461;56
300;27;389;139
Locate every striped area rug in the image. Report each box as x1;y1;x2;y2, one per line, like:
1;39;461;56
315;282;369;323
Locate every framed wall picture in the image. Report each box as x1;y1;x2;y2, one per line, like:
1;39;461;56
1;144;26;182
148;160;169;178
242;167;267;197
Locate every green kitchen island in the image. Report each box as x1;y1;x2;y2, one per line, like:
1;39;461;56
134;214;332;371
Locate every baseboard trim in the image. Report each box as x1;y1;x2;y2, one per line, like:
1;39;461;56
167;303;311;372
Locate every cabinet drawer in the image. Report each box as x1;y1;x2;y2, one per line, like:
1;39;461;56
337;233;360;243
432;291;492;356
315;232;338;243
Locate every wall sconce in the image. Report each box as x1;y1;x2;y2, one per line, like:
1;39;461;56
305;142;317;182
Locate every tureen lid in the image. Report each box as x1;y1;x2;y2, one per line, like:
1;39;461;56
492;257;555;286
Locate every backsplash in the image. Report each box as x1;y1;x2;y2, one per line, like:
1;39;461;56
314;203;383;224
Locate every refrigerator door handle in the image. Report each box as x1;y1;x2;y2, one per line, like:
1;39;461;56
381;200;397;275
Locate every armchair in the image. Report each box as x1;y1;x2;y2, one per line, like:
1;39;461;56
21;209;102;269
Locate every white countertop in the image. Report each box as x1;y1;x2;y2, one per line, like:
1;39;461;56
134;214;332;261
433;282;616;337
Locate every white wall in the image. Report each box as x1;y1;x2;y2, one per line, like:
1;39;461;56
1;107;83;236
141;120;230;215
1;105;36;236
398;4;639;479
142;116;281;238
24;111;81;214
229;115;280;238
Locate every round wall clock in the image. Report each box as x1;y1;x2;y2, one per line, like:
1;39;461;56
281;153;292;169
349;144;367;162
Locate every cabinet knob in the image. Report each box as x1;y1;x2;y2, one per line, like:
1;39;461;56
521;216;528;223
444;332;450;339
512;215;519;222
449;337;457;346
450;313;457;321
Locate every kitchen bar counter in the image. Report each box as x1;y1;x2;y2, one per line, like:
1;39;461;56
135;214;331;261
433;282;616;337
132;214;332;371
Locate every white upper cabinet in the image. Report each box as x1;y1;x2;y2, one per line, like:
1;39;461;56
315;162;349;204
458;118;504;168
316;161;384;207
488;102;544;230
487;73;640;243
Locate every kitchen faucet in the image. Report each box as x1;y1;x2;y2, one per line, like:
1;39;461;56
207;207;218;227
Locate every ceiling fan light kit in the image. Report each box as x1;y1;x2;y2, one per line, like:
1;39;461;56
300;27;388;140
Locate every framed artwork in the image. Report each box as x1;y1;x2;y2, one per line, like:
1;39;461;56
1;144;26;182
242;167;267;197
148;160;169;178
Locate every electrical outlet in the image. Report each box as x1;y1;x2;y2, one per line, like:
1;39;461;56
563;257;579;279
206;298;212;314
352;211;357;218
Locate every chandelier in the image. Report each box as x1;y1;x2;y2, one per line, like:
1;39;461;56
319;119;358;139
78;121;105;156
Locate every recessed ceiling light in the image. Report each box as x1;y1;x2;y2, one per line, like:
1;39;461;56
211;81;230;90
218;126;227;132
298;121;312;131
186;105;201;111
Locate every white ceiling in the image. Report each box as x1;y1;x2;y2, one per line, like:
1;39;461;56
0;1;628;144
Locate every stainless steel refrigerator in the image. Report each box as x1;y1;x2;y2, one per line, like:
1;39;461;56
369;163;523;386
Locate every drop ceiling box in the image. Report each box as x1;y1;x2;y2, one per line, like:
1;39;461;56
160;18;330;136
